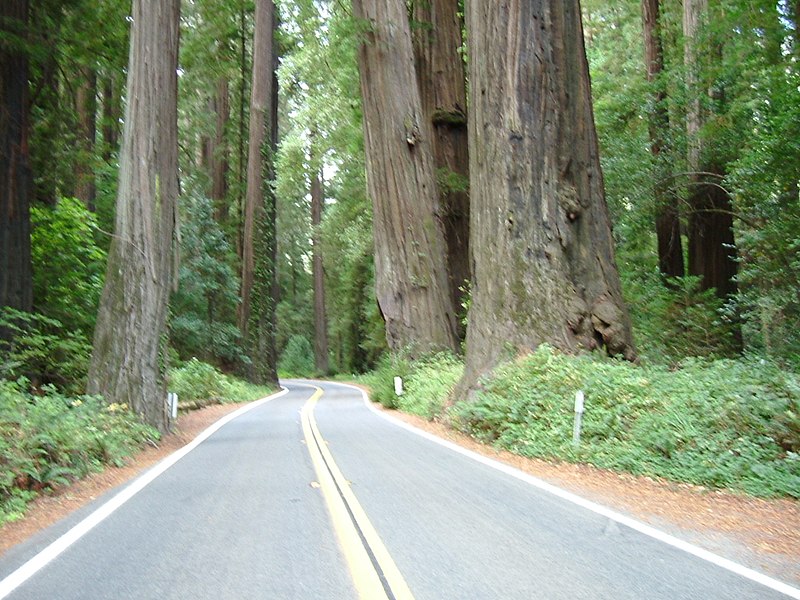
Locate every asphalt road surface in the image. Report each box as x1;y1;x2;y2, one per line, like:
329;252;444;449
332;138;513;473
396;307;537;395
1;381;798;599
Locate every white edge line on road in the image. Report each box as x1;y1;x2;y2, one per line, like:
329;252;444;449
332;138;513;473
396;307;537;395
325;381;800;600
0;387;290;600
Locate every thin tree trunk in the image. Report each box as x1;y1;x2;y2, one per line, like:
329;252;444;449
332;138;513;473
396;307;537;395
75;67;97;210
87;0;181;432
311;166;329;374
411;0;470;331
683;0;739;302
642;0;683;279
239;0;278;385
0;0;33;324
101;74;121;160
352;0;459;355
211;77;230;222
461;1;636;392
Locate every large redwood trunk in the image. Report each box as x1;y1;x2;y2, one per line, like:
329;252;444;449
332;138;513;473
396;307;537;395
88;0;181;432
239;0;278;385
0;0;33;321
642;0;683;279
311;168;329;374
411;0;470;329
353;0;459;355
461;1;636;391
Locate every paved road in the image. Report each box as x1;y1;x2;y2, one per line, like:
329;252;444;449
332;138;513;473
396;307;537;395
1;381;797;599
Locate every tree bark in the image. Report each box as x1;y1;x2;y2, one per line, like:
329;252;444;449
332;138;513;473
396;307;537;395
353;0;459;355
239;0;278;385
683;0;739;301
642;0;683;279
0;0;33;323
311;167;329;374
411;0;470;330
461;1;636;391
87;0;181;432
211;77;230;222
101;74;121;161
75;67;97;210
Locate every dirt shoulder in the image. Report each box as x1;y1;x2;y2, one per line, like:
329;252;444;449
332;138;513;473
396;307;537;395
2;397;798;586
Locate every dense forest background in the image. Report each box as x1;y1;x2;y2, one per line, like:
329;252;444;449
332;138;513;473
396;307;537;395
1;0;799;511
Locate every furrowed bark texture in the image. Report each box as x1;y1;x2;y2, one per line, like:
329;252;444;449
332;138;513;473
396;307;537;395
311;169;329;374
239;0;278;385
683;0;738;301
353;0;459;355
411;0;470;325
462;1;636;389
642;0;683;279
211;77;230;222
0;0;33;320
87;0;180;432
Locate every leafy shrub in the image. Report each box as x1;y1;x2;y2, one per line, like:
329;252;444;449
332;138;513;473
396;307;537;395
621;269;741;364
167;358;273;408
395;353;463;419
449;346;800;498
0;308;92;392
278;335;315;378
0;379;159;525
357;353;413;409
30;197;107;338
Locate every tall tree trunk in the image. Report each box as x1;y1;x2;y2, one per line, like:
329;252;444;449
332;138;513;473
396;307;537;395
75;67;97;210
411;0;470;331
239;0;278;385
101;74;121;160
352;0;459;355
87;0;181;432
0;0;33;323
461;1;636;391
311;167;329;374
642;0;683;279
211;77;230;222
683;0;739;301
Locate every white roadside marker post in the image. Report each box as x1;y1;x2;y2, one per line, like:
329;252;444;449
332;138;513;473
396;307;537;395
394;377;404;397
573;390;585;447
168;392;178;420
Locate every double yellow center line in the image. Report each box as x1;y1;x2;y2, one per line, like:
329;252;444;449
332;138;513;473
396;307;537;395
301;387;415;600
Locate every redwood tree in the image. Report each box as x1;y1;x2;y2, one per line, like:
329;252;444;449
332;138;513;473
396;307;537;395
461;1;636;390
0;0;33;322
87;0;181;432
239;0;279;385
642;0;683;279
311;166;329;374
353;0;459;355
411;0;470;325
683;0;739;301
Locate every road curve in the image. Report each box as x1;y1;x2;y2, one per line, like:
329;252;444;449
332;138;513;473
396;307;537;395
0;381;797;599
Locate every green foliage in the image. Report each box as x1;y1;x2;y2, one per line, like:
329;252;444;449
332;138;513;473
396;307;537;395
396;353;463;419
357;352;462;414
30;197;107;337
620;267;740;364
170;190;245;367
168;358;273;407
278;335;315;378
357;353;413;409
0;308;92;392
449;346;799;498
0;379;159;525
